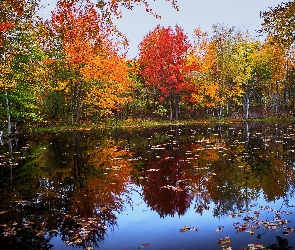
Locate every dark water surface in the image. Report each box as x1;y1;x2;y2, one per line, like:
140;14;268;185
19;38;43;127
0;123;294;250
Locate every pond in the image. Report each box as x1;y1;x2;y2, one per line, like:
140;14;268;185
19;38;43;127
0;123;294;250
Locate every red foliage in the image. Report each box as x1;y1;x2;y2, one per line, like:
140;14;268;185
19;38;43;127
0;22;14;46
138;25;199;102
0;22;14;32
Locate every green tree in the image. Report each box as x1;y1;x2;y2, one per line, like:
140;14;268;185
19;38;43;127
0;0;45;133
210;25;245;118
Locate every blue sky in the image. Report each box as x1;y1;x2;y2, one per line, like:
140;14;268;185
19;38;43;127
40;0;284;59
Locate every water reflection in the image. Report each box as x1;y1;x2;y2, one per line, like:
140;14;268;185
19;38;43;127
0;124;294;249
0;130;134;249
130;124;295;219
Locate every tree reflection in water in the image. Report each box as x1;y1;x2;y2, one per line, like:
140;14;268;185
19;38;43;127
132;124;295;219
0;124;294;249
0;130;134;249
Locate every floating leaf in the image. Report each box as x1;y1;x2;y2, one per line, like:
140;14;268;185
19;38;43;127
247;243;266;250
179;226;198;233
216;226;224;233
138;243;150;249
217;236;231;249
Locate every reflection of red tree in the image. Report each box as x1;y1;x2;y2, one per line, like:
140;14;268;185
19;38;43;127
140;150;193;218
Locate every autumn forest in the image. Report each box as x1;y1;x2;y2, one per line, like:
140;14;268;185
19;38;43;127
1;0;295;133
1;1;295;249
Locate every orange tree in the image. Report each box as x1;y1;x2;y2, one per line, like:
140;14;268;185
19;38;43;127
189;28;221;114
256;36;287;116
138;25;198;121
81;50;132;120
42;0;132;124
0;0;30;46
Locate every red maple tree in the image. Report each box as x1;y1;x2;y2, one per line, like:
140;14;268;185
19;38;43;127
138;25;198;121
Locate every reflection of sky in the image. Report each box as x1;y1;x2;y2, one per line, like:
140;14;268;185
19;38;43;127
99;184;295;250
46;185;295;249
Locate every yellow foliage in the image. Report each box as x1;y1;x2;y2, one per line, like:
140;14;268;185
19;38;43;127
0;62;17;89
51;79;69;92
81;51;132;114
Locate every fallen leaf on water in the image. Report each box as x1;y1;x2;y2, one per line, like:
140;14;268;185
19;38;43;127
217;236;231;249
216;226;224;233
138;243;150;249
246;243;266;250
179;226;198;233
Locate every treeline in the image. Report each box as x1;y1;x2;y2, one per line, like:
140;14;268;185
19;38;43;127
1;0;295;133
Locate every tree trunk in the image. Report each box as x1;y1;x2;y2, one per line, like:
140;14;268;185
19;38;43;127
71;81;77;124
169;93;173;122
244;92;250;120
218;105;223;119
71;81;82;124
5;91;11;134
263;95;267;118
275;80;280;117
275;95;280;117
284;88;289;116
175;95;179;120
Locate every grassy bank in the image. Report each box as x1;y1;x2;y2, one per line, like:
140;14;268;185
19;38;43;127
23;116;295;135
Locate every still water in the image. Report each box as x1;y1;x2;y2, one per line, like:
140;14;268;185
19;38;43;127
0;123;294;250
